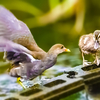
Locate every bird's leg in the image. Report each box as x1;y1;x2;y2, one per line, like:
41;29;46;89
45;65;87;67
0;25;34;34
82;52;88;66
3;49;7;61
39;75;43;85
39;75;44;87
17;63;28;89
38;75;44;85
94;53;100;66
19;63;34;88
17;77;26;89
39;75;41;81
82;53;91;67
32;76;43;86
3;51;10;64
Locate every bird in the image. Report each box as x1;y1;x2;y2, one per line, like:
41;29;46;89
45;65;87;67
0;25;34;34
0;6;70;89
0;37;70;89
79;30;100;67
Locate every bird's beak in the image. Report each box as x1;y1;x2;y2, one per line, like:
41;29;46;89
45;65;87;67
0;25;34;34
94;40;99;49
64;48;71;52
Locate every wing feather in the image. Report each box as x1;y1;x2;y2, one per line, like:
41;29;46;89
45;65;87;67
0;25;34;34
0;6;36;45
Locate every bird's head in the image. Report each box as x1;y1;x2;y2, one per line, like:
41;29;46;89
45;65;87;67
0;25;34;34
48;44;70;56
93;30;100;49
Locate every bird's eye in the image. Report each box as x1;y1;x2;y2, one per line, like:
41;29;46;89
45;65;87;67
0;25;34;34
61;46;64;49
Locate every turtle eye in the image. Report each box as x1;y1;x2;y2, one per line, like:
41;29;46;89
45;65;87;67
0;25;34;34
61;46;64;49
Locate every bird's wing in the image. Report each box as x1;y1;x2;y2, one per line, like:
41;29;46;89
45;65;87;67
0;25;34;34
0;6;36;44
5;44;42;79
9;60;41;79
8;51;41;79
0;37;31;53
6;51;36;65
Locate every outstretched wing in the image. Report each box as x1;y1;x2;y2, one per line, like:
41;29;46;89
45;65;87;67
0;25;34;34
0;37;31;53
9;60;41;79
5;43;41;80
0;37;44;80
6;48;41;79
0;6;36;46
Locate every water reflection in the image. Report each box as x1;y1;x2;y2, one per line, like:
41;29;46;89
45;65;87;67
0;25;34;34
85;81;100;100
61;91;87;100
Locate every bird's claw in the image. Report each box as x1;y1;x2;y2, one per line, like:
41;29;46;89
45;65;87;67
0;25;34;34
17;77;27;89
93;59;100;66
83;61;92;67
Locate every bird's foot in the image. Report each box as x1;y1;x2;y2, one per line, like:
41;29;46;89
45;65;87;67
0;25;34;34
3;51;6;60
17;77;27;89
93;59;100;66
32;76;44;88
25;81;34;88
34;80;42;86
17;77;44;89
33;76;43;85
17;77;35;89
83;61;92;67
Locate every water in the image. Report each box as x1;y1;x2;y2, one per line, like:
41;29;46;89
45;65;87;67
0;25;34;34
0;74;23;93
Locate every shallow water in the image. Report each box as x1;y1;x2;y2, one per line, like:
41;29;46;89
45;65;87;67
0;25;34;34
0;65;71;92
0;74;23;93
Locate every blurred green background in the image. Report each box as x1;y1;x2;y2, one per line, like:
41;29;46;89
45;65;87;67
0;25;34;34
0;0;100;99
